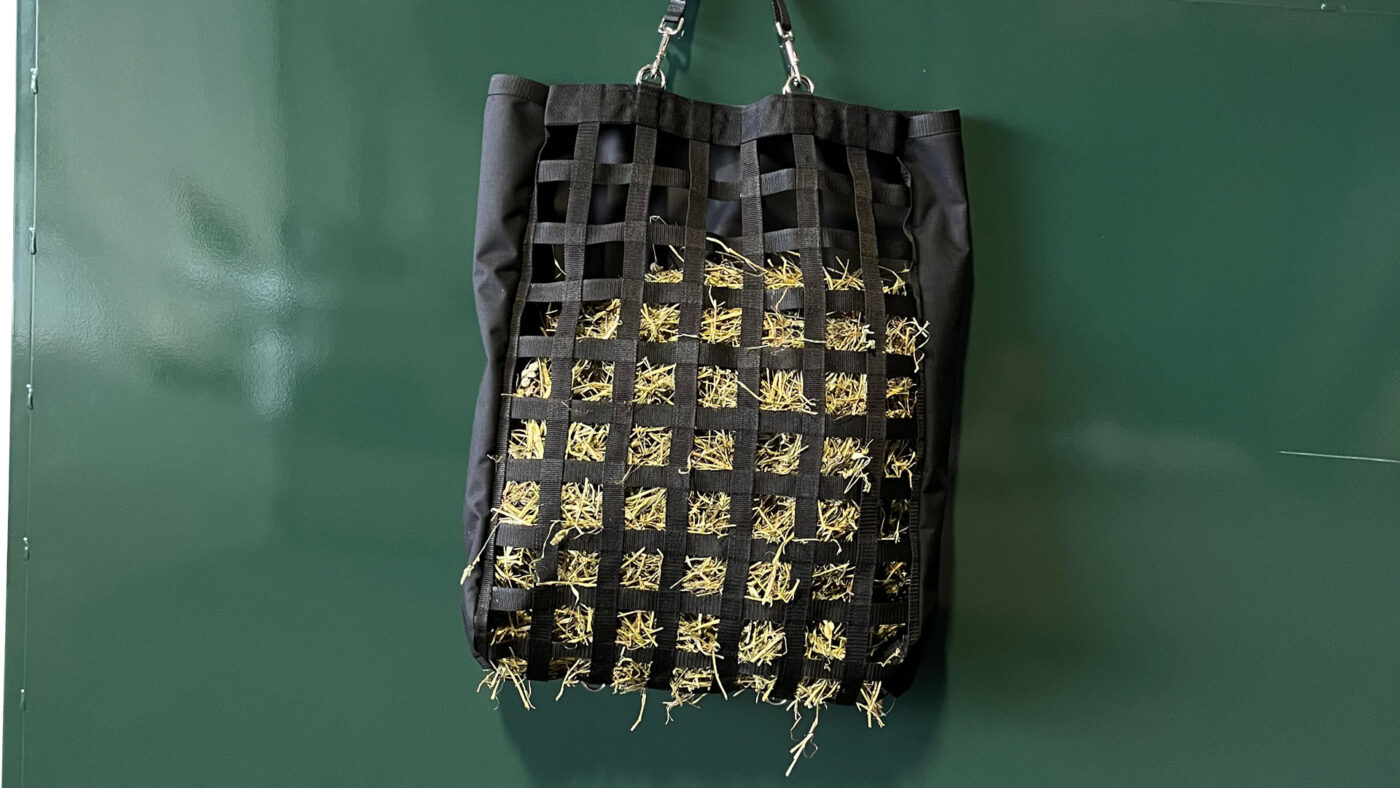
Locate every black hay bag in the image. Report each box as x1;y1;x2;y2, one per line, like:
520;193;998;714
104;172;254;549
461;0;972;713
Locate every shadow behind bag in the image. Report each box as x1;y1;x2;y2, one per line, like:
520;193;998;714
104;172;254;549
461;0;972;714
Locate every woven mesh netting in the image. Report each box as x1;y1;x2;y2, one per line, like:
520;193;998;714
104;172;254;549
471;87;930;766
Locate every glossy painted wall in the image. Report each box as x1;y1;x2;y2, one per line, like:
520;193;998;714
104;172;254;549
6;0;1399;784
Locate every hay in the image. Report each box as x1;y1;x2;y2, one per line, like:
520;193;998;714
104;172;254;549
878;561;910;597
700;305;743;346
785;678;840;776
761;311;806;349
757;370;814;413
756;433;806;475
620;548;664;591
690;430;735;471
676;613;721;656
628;426;672;466
616;610;662;651
752;496;797;544
825;312;874;352
820;438;872;493
554;549;600;588
824;256;863;291
565;422;609;462
477;656;533;709
639;303;681;343
884;441;918;483
735;672;778;704
886;376;916;418
624;486;667;531
490;610;532;645
761;251;804;290
881;499;910;542
665;667;714;721
810;562;855;601
857;681;887;728
492;546;538;589
737;621;787;666
824;372;868;417
674;557;727;596
885;316;929;360
870;623;906;666
704;236;755;288
571;360;615;401
645;266;685;283
804;620;847;665
515;359;552;398
538;304;560;336
550;657;592;702
745;558;798;605
881;265;910;295
696;366;739;409
687;491;733;537
553;604;594;646
612;656;651;694
507;420;547;459
576;299;622;339
493;481;540;527
816;498;860;543
633;359;677;405
554;481;603;544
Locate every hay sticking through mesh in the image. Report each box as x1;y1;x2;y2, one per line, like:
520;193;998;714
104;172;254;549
758;370;814;413
752;495;797;544
613;656;653;730
738;621;787;666
696;366;739;409
690;430;735;471
821;438;873;493
576;299;622;339
756;433;806;475
624;486;667;531
477;656;533;709
761;251;804;290
633;359;677;405
885;441;918;483
881;265;911;295
645;266;685;283
553;549;600;588
639;303;681;343
804;620;848;665
878;561;910;597
571;359;614;401
490;610;533;645
565;422;609;462
620;548;664;591
665;667;714;721
870;623;907;666
549;657;592;702
881;499;910;542
811;562;855;601
507;420;547;459
616;610;661;651
493;481;540;526
537;304;560;336
745;558;798;605
825;312;874;352
554;481;603;544
628;426;672;466
735;672;778;704
553;604;594;646
676;613;721;656
761;311;806;349
700;305;743;346
816;498;860;543
885;316;930;360
824;372;868;417
688;491;733;537
785;678;840;777
515;359;551;398
824;256;864;291
674;557;727;596
492;546;538;589
857;681;888;728
704;236;755;288
886;376;916;418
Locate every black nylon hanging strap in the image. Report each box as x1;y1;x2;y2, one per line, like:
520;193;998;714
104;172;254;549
658;0;791;33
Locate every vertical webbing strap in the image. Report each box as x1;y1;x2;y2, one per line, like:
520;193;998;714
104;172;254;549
525;111;602;681
839;106;887;699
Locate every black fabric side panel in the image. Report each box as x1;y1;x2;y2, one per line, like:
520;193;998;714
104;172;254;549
461;82;547;670
895;120;973;695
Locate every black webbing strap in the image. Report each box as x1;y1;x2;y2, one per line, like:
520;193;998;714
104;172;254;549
525;104;603;681
838;106;886;701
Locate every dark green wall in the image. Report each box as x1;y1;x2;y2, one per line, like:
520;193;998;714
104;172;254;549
7;0;1400;784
